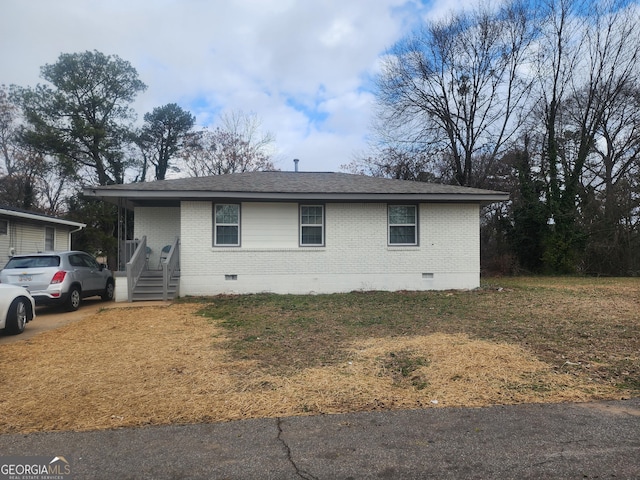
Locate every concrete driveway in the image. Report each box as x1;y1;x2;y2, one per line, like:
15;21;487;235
0;298;170;344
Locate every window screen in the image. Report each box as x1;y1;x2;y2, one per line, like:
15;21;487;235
300;205;324;246
388;205;417;245
214;204;240;246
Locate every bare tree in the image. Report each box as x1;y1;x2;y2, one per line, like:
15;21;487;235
533;0;640;271
585;85;640;225
219;110;275;162
576;83;640;274
373;1;535;187
343;147;439;182
179;111;276;177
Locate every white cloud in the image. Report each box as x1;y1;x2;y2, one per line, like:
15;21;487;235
0;0;454;173
422;0;507;21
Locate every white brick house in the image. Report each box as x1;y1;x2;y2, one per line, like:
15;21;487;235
84;172;508;299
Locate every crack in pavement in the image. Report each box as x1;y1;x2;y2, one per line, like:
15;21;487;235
276;417;319;480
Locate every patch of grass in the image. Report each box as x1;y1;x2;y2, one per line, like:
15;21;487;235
380;350;430;389
196;277;640;393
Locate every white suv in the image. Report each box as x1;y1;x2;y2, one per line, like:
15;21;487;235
0;251;114;311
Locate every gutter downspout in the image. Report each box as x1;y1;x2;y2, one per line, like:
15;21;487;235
68;224;85;250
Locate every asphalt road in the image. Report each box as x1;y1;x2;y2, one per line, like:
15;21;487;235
0;398;638;479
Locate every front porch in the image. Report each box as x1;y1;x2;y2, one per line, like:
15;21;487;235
115;236;180;302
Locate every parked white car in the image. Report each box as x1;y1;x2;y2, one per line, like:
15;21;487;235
0;284;36;335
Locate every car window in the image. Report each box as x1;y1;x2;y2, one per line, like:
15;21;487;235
68;254;85;268
80;254;99;269
5;256;60;269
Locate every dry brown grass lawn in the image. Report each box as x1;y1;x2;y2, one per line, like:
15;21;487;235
0;277;637;434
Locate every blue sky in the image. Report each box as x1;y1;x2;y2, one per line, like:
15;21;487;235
1;0;482;174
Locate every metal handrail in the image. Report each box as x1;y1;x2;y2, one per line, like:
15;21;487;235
126;236;148;302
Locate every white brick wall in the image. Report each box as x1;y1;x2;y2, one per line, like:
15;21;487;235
134;207;180;268
242;202;298;248
176;201;480;295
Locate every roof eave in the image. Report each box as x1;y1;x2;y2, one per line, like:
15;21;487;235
83;188;509;205
0;208;86;228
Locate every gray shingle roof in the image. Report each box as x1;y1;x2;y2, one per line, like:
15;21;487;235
84;171;508;205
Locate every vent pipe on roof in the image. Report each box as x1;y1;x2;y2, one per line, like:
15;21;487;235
293;158;299;172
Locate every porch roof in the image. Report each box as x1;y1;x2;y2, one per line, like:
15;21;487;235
83;171;509;208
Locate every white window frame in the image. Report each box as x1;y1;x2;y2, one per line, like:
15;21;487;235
388;205;418;246
299;204;325;246
44;226;55;251
213;203;241;247
0;219;8;236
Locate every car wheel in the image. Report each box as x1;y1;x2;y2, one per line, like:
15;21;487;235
102;280;115;301
6;297;28;335
66;286;81;311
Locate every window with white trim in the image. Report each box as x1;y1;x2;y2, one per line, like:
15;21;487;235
45;226;55;251
300;205;324;246
214;204;240;246
0;220;7;235
388;205;417;245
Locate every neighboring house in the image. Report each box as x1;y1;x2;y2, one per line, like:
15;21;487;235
83;171;508;301
0;206;86;266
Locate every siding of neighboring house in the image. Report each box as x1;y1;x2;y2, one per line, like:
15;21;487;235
133;207;181;269
0;219;75;266
54;228;68;251
12;222;44;254
172;200;479;295
0;222;9;265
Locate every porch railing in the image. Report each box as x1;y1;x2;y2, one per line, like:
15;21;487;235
161;236;180;301
126;235;148;302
